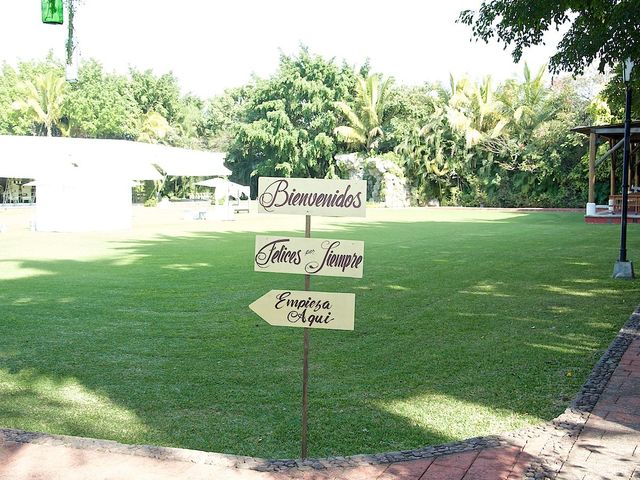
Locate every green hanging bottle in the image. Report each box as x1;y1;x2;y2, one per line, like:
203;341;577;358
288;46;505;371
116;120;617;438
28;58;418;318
42;0;63;24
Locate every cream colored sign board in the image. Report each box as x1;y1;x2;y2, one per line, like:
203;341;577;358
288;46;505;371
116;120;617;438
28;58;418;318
254;236;364;278
257;177;367;217
249;290;355;331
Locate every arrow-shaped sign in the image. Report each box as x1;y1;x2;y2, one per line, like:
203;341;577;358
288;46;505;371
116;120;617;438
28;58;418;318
249;290;355;331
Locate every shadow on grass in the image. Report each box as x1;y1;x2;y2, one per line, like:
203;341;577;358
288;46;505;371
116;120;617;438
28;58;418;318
1;212;639;458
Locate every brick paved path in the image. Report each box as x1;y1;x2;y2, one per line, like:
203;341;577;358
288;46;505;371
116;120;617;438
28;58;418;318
555;338;640;480
2;338;640;479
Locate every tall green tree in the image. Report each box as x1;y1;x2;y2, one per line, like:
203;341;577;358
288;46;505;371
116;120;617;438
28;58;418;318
601;63;640;121
172;94;204;149
200;86;253;151
0;63;31;135
226;47;357;184
63;60;140;139
382;84;438;152
129;69;182;124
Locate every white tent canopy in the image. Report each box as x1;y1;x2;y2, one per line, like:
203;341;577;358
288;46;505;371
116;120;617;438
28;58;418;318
0;135;230;179
196;178;250;198
0;135;231;232
155;147;231;176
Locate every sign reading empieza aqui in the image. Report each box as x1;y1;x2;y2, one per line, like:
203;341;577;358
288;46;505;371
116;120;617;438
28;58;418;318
250;289;355;331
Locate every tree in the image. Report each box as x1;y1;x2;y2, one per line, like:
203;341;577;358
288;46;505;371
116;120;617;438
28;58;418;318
63;60;140;139
137;111;172;143
459;1;640;75
511;64;552;131
334;74;394;152
382;84;438;152
445;74;508;148
172;94;204;149
226;47;357;185
129;69;182;124
200;86;252;151
0;63;32;135
392;63;594;207
396;104;461;202
13;70;66;136
601;63;640;121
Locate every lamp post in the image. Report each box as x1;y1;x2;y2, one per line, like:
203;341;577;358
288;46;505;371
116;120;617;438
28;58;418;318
614;58;635;279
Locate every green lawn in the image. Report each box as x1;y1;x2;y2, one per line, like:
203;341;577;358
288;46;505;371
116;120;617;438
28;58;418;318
1;207;639;458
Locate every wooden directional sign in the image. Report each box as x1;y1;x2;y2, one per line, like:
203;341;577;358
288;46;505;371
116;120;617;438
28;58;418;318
254;236;364;278
249;290;355;331
257;177;367;217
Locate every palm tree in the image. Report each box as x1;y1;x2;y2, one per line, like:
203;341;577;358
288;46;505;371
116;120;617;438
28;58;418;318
445;74;508;148
13;71;66;136
137;111;172;144
334;74;394;152
499;63;552;132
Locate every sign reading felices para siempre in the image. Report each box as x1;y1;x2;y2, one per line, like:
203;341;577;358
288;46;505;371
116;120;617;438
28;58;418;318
255;236;365;278
257;177;367;217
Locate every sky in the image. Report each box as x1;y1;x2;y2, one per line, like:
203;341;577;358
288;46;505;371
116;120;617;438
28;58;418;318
1;1;565;99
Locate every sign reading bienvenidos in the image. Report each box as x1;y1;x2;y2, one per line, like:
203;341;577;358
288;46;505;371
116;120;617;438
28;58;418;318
254;236;364;278
250;290;355;331
257;177;367;217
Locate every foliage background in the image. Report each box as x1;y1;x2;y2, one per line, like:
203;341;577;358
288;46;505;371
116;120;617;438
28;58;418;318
1;47;637;207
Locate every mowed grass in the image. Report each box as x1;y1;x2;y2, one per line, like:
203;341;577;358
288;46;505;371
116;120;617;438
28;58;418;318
0;207;639;458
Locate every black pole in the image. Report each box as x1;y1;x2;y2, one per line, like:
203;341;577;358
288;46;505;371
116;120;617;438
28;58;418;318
619;83;633;262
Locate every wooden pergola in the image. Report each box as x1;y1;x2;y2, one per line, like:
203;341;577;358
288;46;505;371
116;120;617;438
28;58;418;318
573;122;640;208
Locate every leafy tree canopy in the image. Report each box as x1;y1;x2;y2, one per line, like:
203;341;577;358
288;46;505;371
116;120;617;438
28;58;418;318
199;86;253;151
129;68;182;124
226;47;357;183
459;1;640;75
601;63;640;120
64;60;140;139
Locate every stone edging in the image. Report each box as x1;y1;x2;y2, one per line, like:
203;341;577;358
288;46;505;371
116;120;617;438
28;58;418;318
2;307;639;475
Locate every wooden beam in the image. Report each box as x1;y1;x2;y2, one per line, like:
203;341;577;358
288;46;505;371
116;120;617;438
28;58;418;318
596;139;624;168
589;132;597;203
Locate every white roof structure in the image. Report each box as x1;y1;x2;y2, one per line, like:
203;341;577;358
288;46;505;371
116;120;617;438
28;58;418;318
154;146;231;177
0;135;232;233
0;135;230;180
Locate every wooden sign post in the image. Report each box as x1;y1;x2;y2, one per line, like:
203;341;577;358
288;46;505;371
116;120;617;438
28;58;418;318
252;177;366;459
302;215;311;459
